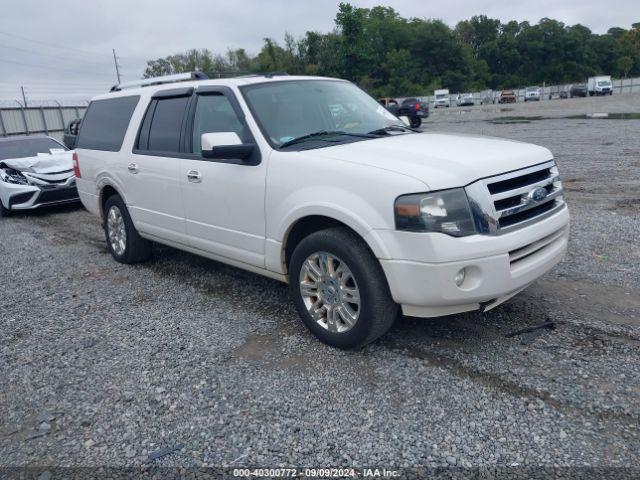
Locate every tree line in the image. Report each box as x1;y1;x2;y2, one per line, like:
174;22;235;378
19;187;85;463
143;3;640;97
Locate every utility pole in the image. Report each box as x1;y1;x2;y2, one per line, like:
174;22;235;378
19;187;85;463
112;48;122;84
21;86;27;108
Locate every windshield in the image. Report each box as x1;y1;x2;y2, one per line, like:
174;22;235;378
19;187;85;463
0;137;66;160
526;87;540;92
597;81;611;86
241;80;401;148
435;94;447;99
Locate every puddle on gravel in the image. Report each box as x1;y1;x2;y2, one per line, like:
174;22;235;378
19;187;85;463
489;112;640;124
489;116;537;124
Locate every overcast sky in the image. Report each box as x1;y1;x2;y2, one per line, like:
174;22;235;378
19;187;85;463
0;0;636;103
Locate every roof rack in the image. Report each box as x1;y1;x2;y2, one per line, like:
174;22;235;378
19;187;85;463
263;72;289;78
110;72;209;92
235;72;290;79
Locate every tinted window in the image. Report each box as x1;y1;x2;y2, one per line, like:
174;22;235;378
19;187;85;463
192;94;245;152
146;96;189;153
0;137;66;160
76;96;139;151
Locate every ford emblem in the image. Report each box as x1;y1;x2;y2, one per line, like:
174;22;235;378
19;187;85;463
528;187;548;202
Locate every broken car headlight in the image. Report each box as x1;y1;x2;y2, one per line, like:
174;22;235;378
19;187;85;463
0;168;28;185
394;188;476;237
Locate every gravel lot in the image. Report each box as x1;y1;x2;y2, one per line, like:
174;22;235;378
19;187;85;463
1;93;639;477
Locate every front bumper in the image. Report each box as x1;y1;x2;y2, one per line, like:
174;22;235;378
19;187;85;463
375;206;569;317
0;177;79;211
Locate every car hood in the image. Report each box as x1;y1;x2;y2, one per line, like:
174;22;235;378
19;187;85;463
303;133;553;190
0;151;73;174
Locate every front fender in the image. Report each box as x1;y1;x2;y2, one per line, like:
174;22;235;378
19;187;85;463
266;187;396;274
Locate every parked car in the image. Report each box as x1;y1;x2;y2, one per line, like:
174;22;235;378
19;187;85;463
587;75;613;96
456;93;475;106
569;84;588;98
0;135;78;216
398;97;429;128
498;90;517;103
63;118;82;149
480;91;495;105
379;97;428;128
524;86;541;102
548;88;568;100
433;89;450;108
75;73;569;348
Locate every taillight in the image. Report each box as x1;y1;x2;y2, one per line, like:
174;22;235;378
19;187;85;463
72;152;81;178
415;103;421;110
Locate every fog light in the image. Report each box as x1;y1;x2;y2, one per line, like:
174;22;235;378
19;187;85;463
455;268;466;287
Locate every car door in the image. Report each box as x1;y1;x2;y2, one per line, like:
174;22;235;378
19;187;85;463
126;88;191;243
179;86;267;268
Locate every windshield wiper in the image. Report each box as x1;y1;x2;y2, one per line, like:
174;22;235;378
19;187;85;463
367;124;420;136
279;130;375;149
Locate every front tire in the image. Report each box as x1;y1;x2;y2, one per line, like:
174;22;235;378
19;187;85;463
289;228;398;349
103;194;152;264
0;201;8;217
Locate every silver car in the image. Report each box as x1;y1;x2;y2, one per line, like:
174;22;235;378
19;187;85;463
456;93;475;106
0;136;78;216
525;86;541;102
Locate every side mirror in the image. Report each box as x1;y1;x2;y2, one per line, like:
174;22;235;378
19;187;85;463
201;132;256;161
63;134;77;150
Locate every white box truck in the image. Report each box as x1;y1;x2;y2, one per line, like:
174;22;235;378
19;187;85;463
587;76;613;96
434;89;450;108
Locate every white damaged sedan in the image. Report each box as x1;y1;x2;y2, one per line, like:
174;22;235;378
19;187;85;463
0;135;79;216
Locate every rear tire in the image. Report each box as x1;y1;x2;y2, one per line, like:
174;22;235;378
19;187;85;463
103;194;152;264
289;227;398;349
409;116;422;128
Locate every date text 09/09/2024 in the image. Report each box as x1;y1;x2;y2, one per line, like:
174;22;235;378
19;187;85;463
232;468;400;477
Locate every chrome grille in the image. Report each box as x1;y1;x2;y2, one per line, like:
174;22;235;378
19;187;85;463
465;160;565;235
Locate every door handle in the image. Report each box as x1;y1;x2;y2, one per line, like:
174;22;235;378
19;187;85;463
127;163;139;174
187;170;202;183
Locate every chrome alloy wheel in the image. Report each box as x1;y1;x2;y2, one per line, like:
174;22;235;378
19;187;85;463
107;205;127;256
298;252;361;333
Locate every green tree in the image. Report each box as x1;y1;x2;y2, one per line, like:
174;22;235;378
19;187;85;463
142;5;640;96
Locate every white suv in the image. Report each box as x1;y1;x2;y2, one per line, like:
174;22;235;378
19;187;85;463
75;73;569;348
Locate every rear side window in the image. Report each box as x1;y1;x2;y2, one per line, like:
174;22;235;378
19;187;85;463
138;96;189;153
76;96;139;151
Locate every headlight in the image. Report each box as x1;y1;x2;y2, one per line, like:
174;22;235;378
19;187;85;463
394;188;476;236
0;167;28;185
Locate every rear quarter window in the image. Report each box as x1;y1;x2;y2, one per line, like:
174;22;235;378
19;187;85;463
76;96;140;151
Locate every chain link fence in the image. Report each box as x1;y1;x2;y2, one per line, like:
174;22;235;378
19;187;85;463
400;76;640;104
